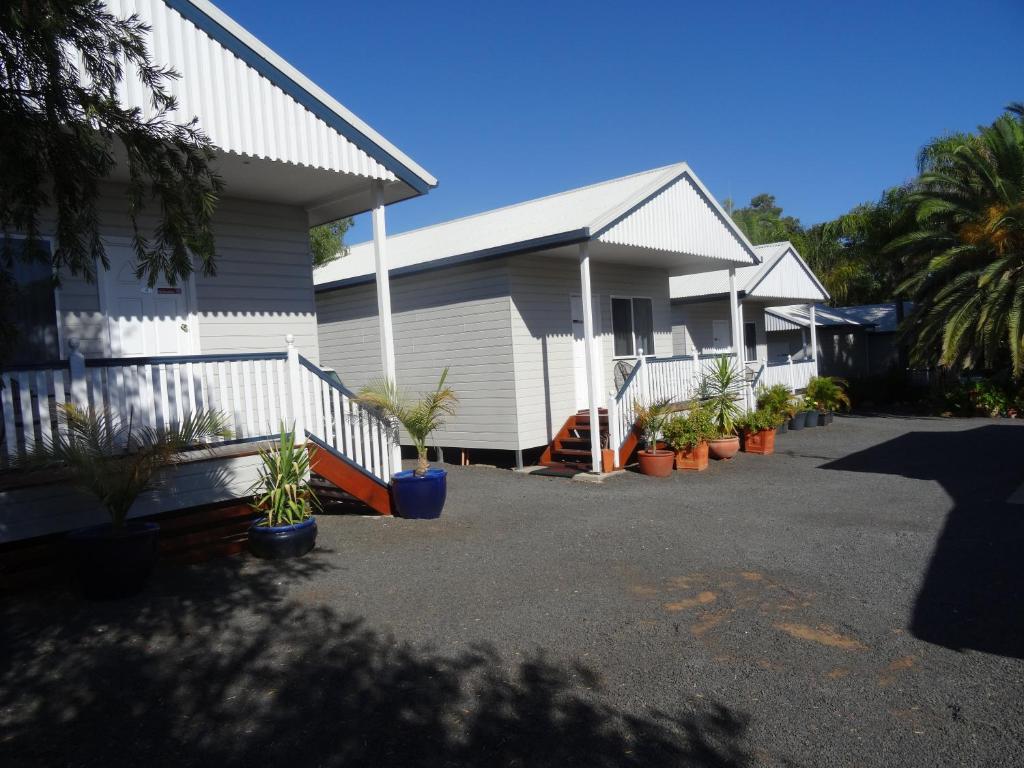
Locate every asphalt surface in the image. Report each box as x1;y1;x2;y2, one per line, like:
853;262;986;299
2;415;1023;767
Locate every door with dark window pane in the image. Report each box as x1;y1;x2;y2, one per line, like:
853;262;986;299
744;322;757;362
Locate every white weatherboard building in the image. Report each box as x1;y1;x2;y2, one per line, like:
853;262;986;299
670;241;829;396
315;163;763;470
1;0;434;540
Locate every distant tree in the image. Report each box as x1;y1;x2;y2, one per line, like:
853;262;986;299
310;217;354;268
730;194;804;246
0;0;223;362
891;103;1024;374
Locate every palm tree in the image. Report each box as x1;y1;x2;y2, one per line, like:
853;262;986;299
357;369;458;476
891;104;1024;374
27;405;232;529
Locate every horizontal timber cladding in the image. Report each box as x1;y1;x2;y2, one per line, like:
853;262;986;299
316;259;521;450
671;299;769;362
508;254;673;449
52;185;319;360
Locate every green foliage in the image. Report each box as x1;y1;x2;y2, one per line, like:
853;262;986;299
358;369;458;475
756;383;796;423
729;194;803;246
632;397;674;451
662;404;716;451
310;218;354;268
891;104;1024;375
806;376;852;412
25;405;231;529
737;408;776;434
250;427;319;527
0;1;223;289
700;356;744;437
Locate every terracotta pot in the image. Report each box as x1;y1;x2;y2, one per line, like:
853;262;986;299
708;436;740;460
637;450;675;477
601;448;615;473
674;441;709;471
742;428;776;455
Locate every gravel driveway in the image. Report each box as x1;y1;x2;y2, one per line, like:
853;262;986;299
2;415;1023;767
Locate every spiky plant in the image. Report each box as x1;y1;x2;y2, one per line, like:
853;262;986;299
701;356;744;437
357;369;458;476
26;405;231;530
249;427;319;527
891;104;1024;374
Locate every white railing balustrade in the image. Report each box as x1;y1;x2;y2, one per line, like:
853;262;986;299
756;356;817;394
0;336;397;484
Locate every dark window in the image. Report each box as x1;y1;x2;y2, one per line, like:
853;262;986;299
1;238;58;364
632;298;654;356
611;298;633;357
611;296;655;357
744;321;757;361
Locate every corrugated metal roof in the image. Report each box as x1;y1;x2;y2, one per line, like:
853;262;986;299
765;304;868;330
315;163;759;287
103;0;435;192
670;241;828;302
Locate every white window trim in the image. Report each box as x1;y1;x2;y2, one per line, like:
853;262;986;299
610;294;656;360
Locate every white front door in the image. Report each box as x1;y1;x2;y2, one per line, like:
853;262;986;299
711;319;731;353
103;244;194;356
570;295;604;411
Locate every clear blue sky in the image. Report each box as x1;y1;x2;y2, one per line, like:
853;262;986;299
215;0;1022;244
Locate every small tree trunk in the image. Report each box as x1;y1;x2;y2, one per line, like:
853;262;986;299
415;451;429;476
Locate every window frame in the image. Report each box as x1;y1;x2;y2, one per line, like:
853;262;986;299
1;233;63;362
610;294;656;360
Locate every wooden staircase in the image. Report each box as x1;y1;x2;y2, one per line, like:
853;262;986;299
306;435;393;515
539;408;609;472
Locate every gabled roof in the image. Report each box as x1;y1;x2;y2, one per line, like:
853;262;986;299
111;1;435;205
670;241;829;303
315;163;759;288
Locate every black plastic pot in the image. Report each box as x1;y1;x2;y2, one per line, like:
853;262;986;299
392;468;447;519
801;409;819;427
821;410;834;426
249;517;317;559
776;420;788;434
66;521;160;600
788;411;806;430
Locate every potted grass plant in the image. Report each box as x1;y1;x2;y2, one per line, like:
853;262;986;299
702;356;743;460
806;376;851;425
358;369;458;519
800;395;820;428
633;397;675;477
662;403;715;471
26;405;231;599
739;408;777;455
248;427;320;559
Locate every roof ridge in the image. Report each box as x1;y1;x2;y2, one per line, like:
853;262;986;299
346;163;686;249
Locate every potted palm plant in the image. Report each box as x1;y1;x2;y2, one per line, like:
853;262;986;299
702;356;743;460
358;369;458;519
806;376;851;425
633;398;675;477
662;403;715;471
26;405;231;599
756;384;794;434
738;408;777;455
248;427;319;559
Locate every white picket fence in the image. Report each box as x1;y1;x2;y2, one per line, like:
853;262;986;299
755;356;816;394
606;352;738;468
0;336;397;483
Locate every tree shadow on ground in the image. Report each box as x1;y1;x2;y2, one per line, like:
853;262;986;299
0;553;751;767
820;424;1024;659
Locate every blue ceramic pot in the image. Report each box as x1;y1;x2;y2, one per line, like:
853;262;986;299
249;517;317;560
391;468;447;519
66;521;161;600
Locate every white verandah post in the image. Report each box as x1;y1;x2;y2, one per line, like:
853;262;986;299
728;268;742;360
578;242;602;474
807;304;819;379
372;182;403;473
286;334;305;444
